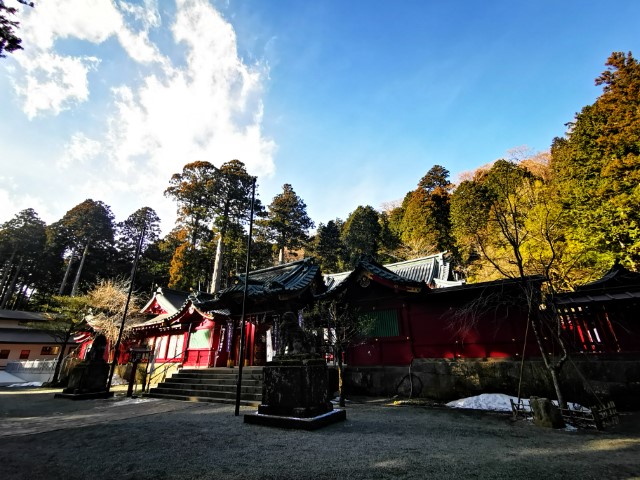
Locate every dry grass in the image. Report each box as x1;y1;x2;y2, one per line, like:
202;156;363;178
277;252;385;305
86;278;144;343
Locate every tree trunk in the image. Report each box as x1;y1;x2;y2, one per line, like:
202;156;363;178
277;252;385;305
549;366;566;409
11;278;30;310
210;237;224;294
0;249;17;297
278;247;284;265
528;307;568;409
71;243;90;297
337;350;345;407
59;247;76;295
52;335;70;384
1;256;23;309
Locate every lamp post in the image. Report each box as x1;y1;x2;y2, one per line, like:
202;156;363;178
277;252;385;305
106;223;146;393
235;177;256;416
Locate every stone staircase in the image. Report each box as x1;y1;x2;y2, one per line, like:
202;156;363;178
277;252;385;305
145;367;263;406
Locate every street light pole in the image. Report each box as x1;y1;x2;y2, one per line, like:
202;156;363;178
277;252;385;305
106;223;146;393
235;177;256;416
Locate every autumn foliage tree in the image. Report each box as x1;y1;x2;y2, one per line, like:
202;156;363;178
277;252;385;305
551;51;640;272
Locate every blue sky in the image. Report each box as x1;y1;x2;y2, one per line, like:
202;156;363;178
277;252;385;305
1;0;639;233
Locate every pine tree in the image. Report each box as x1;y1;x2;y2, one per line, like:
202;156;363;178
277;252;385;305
263;184;314;263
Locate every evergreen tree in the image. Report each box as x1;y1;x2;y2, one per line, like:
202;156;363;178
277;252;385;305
209;160;259;292
400;165;454;257
54;199;116;297
165;161;217;249
341;205;381;267
0;208;46;309
311;220;344;273
263;183;314;263
116;207;162;293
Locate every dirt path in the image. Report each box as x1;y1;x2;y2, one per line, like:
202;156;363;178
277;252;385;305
1;388;639;480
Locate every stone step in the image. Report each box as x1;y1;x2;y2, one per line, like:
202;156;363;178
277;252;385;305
171;373;262;382
166;377;261;386
159;381;262;394
146;366;264;406
145;392;260;407
150;387;261;401
179;367;264;376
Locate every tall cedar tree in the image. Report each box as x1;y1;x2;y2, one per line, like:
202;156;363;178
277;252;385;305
341;205;381;267
400;165;454;258
55;199;116;297
0;208;46;309
164;160;258;291
263;184;314;263
165;161;217;249
116;207;162;293
209;160;260;292
311;220;344;273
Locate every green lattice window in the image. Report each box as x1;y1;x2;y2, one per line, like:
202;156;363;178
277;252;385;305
360;309;400;337
189;329;210;349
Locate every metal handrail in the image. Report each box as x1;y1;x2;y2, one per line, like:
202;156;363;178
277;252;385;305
144;347;214;392
144;350;183;392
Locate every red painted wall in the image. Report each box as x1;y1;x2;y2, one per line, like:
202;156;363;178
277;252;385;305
347;281;540;366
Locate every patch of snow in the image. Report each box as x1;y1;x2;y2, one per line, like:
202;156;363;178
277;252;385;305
446;394;590;416
446;393;528;412
7;381;43;388
110;374;127;386
564;424;578;432
109;397;156;406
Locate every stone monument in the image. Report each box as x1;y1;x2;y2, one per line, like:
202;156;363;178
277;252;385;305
244;312;346;430
55;334;113;400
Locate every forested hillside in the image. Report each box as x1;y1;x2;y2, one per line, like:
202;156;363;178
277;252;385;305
1;52;638;309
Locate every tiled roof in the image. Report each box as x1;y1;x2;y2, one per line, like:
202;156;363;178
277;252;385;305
0;309;50;322
321;256;426;298
575;264;640;291
323;253;462;294
0;328;65;343
384;253;446;283
140;287;190;315
555;290;640;305
554;264;640;306
194;258;323;312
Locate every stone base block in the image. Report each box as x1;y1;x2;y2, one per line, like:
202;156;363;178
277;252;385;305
244;408;346;430
54;391;114;401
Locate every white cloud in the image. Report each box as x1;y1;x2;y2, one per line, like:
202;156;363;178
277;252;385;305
12;0;167;118
91;0;276;229
119;0;161;30
0;178;54;225
14;52;100;119
58;134;103;169
3;0;275;231
20;0;123;50
9;0;277;231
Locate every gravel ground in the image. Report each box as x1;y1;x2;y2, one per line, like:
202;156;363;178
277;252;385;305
1;387;639;480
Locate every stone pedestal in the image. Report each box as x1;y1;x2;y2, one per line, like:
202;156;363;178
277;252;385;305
55;360;113;400
244;357;346;430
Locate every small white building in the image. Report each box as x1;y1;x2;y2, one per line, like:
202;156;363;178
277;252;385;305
0;309;77;369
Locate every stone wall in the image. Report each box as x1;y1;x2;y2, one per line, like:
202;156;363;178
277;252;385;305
345;355;640;409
